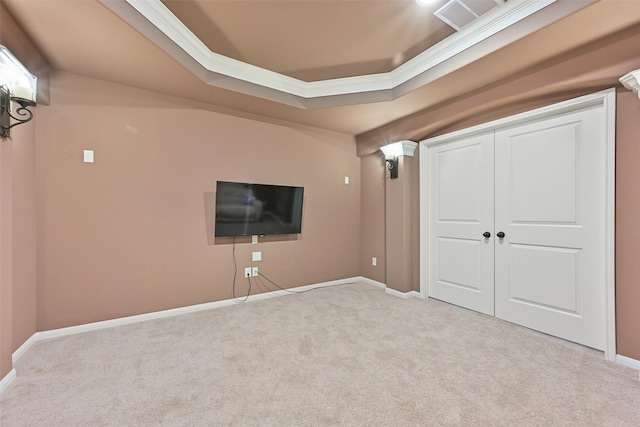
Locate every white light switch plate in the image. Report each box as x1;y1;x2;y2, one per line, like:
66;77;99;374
252;251;262;262
83;150;94;163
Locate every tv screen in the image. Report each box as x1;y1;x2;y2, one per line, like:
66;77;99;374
214;181;304;237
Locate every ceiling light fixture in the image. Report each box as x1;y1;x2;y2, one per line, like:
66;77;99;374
0;45;37;139
380;140;418;179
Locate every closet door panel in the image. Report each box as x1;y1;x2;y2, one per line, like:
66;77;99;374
428;133;495;315
494;107;606;350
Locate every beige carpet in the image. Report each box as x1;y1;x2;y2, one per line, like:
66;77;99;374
2;281;639;426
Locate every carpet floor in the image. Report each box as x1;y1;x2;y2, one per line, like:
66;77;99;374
1;281;639;426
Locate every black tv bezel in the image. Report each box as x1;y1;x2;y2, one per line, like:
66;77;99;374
214;180;304;238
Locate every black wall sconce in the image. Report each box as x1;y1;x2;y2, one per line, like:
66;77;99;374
380;140;418;179
386;157;399;179
0;45;37;139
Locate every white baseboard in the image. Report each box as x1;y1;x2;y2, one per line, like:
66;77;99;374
616;354;640;378
12;333;40;364
9;276;420;368
385;287;422;299
11;276;364;363
9;276;632;391
357;277;386;289
358;276;422;299
30;277;364;344
0;369;16;394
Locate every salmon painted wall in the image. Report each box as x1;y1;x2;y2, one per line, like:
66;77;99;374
11;122;37;352
615;90;640;360
34;71;361;331
360;150;420;293
0;119;37;379
1;0;47;379
359;153;385;283
0;130;13;378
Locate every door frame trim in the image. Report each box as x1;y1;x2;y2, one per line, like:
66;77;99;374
419;88;616;361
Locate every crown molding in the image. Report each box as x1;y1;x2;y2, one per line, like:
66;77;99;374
100;0;592;109
389;0;555;88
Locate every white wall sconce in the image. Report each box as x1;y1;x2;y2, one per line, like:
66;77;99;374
0;45;37;139
620;69;640;99
380;140;418;179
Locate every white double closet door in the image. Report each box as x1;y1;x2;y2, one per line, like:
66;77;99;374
426;93;612;351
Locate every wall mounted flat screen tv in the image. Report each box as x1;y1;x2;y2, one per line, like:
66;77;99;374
215;181;304;237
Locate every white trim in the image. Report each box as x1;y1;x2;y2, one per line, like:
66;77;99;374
94;0;594;108
22;277;360;344
9;276;419;366
12;333;39;364
358;276;423;298
125;0;553;97
604;90;617;362
391;0;554;88
6;271;628;390
419;88;617;360
420;91;613;148
420;134;429;301
357;277;387;289
0;368;16;394
385;288;422;299
7;277;376;359
358;276;423;299
616;354;640;375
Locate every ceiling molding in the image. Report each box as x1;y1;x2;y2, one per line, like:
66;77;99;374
100;0;588;109
390;0;553;88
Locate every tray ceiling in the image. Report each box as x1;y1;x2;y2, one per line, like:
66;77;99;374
100;0;586;108
3;0;640;136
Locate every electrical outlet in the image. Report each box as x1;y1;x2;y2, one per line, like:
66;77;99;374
252;267;259;277
372;257;377;266
244;267;251;278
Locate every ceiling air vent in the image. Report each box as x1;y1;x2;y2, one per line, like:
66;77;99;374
435;0;505;31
